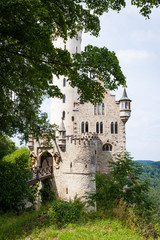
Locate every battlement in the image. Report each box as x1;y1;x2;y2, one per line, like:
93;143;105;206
62;132;98;146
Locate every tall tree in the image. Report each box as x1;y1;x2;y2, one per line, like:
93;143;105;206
0;0;159;141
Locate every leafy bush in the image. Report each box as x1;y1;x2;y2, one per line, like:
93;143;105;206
40;177;55;204
2;147;31;168
0;160;32;212
47;200;81;226
0;147;35;212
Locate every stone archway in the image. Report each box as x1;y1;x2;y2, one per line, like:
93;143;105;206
40;152;53;168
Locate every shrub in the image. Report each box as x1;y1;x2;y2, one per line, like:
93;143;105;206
2;147;31;168
0;160;32;212
40;177;55;204
47;200;81;226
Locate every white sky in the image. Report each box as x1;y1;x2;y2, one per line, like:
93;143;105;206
14;3;160;161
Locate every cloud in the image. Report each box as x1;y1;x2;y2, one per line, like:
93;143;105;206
117;49;152;65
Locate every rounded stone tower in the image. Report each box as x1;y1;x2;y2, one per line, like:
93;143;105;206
51;32;82;135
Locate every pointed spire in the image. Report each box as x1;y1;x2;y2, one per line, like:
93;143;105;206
120;88;131;101
59;118;66;132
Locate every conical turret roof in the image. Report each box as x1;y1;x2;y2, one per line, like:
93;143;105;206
120;88;131;101
59;118;66;132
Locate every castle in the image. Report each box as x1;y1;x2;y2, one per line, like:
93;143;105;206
28;32;131;202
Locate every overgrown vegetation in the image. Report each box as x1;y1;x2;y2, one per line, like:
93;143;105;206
0;144;160;239
0;145;35;213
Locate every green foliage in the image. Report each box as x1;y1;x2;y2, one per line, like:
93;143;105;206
40;178;55;204
0;160;32;212
137;161;160;218
2;147;31;168
0;135;17;160
47;200;81;226
0;147;36;212
1;1;159;140
88;152;152;212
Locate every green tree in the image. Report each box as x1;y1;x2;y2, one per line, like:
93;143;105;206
1;0;159;141
0;135;17;160
2;147;31;168
88;152;151;211
0;147;34;212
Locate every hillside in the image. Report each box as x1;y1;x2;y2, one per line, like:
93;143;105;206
136;160;160;214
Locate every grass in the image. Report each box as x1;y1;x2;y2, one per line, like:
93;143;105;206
0;203;159;240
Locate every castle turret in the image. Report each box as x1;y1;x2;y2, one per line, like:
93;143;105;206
58;118;66;151
119;88;131;123
51;32;82;135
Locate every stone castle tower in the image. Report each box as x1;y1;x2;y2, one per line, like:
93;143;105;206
29;33;131;202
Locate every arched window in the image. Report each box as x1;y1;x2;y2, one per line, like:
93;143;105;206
102;103;105;115
62;111;65;120
94;104;97;115
63;78;66;87
125;101;127;109
115;122;118;134
63;95;66;103
111;122;114;134
81;122;84;133
98;103;101;115
85;122;89;133
102;144;112;151
100;122;103;134
96;122;99;133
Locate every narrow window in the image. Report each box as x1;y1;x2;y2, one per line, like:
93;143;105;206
111;122;114;134
72;116;74;122
66;188;68;194
96;122;99;133
63;95;66;103
100;122;103;134
122;102;124;109
85;122;89;133
115;122;118;134
70;162;72;168
102;103;105;115
94;104;97;115
63;78;66;87
98;103;101;115
76;46;78;53
62;111;65;120
81;122;84;133
64;44;66;50
125;101;127;109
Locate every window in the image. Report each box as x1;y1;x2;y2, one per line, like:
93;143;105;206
98;103;101;115
96;122;99;133
81;122;84;133
111;122;114;134
122;102;124;109
62;111;65;120
85;122;89;133
94;104;97;115
76;46;78;53
125;101;127;109
100;122;103;134
63;78;66;87
102;144;112;151
63;95;66;103
64;44;66;50
115;122;118;134
102;103;105;115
